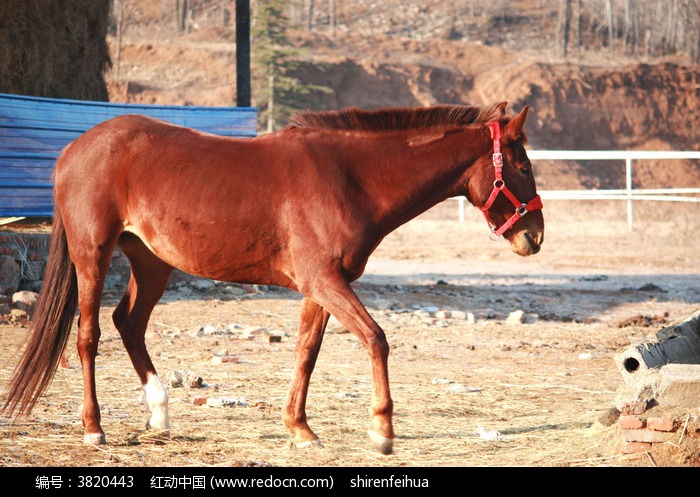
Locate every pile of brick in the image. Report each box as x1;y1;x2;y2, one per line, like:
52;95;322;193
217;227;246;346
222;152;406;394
617;407;694;454
0;231;130;297
613;310;700;455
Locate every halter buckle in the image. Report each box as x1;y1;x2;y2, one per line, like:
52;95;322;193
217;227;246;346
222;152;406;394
492;152;503;167
516;203;528;216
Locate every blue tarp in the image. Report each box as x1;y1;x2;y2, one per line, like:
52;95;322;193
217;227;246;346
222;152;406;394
0;92;258;217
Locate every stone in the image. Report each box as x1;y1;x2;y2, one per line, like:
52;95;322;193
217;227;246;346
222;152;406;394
12;290;39;315
506;309;525;325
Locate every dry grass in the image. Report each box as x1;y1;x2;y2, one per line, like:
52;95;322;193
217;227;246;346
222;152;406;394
1;199;698;467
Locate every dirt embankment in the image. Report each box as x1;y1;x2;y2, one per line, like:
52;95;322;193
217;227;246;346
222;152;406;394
107;20;699;191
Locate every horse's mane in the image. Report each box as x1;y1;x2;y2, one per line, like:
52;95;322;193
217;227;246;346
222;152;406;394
288;103;505;131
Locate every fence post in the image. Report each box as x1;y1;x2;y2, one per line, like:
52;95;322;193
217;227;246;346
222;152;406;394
626;156;633;232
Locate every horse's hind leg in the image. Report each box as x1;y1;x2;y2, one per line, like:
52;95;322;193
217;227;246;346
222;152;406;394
284;297;329;448
112;233;173;435
72;241;119;445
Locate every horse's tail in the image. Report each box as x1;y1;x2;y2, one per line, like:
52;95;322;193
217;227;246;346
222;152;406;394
2;207;78;417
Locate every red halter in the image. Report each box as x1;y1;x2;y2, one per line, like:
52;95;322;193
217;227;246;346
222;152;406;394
479;121;543;239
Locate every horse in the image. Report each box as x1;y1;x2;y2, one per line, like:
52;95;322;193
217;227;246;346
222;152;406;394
1;101;543;455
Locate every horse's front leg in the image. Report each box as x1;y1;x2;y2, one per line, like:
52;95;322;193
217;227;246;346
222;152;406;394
284;297;329;448
302;269;394;455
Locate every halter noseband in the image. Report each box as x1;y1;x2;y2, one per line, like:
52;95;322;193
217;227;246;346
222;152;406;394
479;121;543;239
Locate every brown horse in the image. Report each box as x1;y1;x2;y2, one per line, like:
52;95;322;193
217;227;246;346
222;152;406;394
2;101;543;455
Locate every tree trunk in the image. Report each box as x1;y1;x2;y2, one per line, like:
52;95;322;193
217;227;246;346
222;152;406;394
267;67;274;133
557;0;572;57
328;0;335;36
115;0;123;78
305;0;314;31
605;0;614;52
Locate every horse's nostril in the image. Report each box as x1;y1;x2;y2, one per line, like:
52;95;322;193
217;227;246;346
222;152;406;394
524;232;540;253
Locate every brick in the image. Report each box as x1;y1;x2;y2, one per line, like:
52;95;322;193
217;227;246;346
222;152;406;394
622;429;675;443
618;415;645;430
646;417;675;432
623;441;652;454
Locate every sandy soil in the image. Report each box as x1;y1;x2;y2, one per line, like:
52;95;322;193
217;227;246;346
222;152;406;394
1;1;698;469
1;200;698;468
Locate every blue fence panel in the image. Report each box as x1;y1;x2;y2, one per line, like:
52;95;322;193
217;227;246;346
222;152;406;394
0;92;258;217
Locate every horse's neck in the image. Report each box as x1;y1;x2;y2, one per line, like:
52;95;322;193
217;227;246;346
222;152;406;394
346;127;487;233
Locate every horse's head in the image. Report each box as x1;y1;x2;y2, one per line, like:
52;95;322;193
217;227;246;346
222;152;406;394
469;103;544;256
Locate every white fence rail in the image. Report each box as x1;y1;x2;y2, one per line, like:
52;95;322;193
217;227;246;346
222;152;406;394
455;150;700;231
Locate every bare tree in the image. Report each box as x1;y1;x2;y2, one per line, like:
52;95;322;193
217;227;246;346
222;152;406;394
114;0;123;77
557;0;572;57
328;0;335;36
305;0;314;31
604;0;614;51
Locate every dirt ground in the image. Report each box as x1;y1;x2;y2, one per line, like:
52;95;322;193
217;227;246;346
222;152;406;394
1;199;698;468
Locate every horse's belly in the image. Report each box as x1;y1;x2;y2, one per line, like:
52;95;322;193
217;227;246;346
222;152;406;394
122;225;293;288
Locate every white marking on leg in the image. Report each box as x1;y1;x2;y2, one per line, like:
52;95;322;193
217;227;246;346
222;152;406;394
143;372;170;434
295;439;324;449
368;429;393;455
83;432;106;445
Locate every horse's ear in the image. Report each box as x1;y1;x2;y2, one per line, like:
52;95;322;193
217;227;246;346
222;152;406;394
495;101;508;116
503;105;529;143
407;132;446;147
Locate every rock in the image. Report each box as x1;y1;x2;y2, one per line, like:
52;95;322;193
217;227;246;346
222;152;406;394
506;309;525;325
212;355;239;365
476;426;512;441
446;383;483;394
223;285;246;296
431;377;453;385
8;308;28;324
167;369;204;388
190;279;215;291
598;407;621;426
242;326;267;339
12;290;39;316
206;396;248;408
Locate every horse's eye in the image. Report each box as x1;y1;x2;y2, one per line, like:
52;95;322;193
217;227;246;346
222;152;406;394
520;166;531;176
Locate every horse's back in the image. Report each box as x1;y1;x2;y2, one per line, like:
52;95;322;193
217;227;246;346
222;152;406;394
52;115;304;284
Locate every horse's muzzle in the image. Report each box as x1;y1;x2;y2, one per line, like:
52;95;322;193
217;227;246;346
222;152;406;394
510;229;543;256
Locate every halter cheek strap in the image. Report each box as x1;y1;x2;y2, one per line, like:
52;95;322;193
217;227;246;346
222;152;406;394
479;121;543;238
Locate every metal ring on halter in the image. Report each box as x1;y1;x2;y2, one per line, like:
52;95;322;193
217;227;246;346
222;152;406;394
489;230;500;241
493;179;504;189
516;203;528;216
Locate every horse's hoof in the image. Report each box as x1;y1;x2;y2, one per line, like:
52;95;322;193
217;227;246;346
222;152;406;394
292;438;324;449
148;428;171;438
368;430;393;455
83;432;106;445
